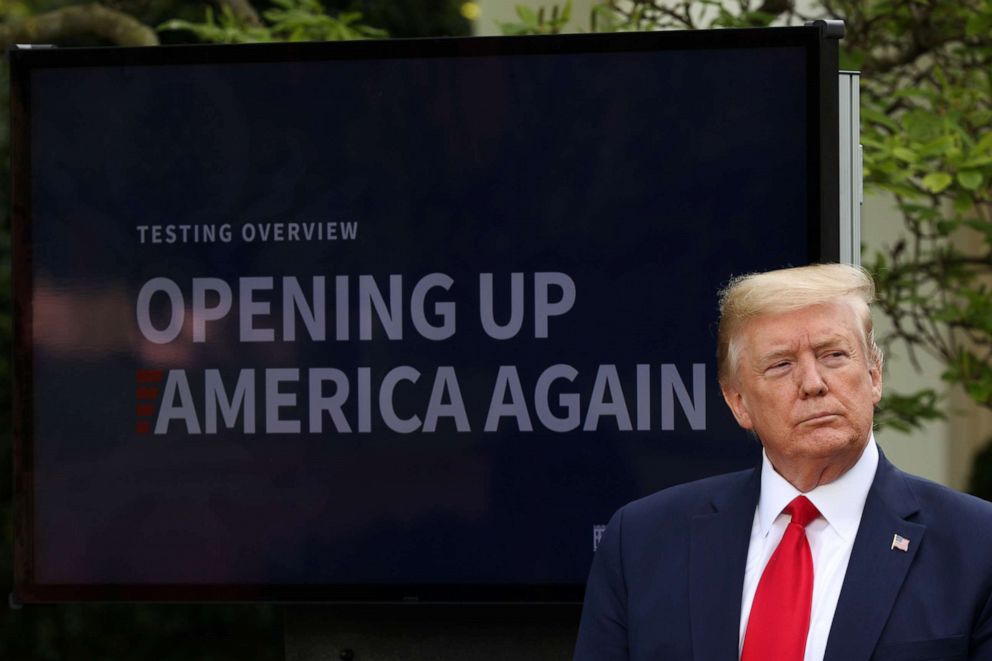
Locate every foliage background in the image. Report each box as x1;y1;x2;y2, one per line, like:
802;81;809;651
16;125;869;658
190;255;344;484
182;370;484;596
2;0;991;656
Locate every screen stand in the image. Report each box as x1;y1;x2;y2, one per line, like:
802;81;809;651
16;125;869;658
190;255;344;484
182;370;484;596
284;605;580;660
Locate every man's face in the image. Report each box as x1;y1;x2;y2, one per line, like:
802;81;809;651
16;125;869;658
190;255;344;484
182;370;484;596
720;299;882;491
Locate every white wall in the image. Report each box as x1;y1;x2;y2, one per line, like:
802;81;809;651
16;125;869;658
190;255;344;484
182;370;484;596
860;195;955;485
861;194;992;491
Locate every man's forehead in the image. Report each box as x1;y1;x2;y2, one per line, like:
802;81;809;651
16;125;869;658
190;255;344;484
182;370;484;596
740;301;865;348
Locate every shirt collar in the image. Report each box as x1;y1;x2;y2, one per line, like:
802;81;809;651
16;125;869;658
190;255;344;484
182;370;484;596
756;434;878;542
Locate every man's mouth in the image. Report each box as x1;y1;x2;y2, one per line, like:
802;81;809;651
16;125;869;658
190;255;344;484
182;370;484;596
800;413;840;424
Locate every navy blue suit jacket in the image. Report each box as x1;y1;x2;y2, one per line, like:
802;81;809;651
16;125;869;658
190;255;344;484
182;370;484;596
574;450;992;660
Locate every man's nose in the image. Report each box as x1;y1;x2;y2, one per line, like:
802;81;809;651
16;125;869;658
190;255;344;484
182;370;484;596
796;355;827;397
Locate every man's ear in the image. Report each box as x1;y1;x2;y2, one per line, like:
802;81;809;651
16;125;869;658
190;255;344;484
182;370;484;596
721;382;754;430
869;361;883;405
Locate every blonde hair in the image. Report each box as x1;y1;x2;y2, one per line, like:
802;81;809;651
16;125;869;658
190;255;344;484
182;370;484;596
717;263;882;384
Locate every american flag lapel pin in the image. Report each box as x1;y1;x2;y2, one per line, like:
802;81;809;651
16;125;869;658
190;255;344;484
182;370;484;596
891;534;910;552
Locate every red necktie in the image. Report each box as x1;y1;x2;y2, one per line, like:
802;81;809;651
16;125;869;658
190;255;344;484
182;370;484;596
741;495;821;661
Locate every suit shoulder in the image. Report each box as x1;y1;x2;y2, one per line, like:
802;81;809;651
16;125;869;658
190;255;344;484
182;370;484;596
619;468;754;524
900;469;992;521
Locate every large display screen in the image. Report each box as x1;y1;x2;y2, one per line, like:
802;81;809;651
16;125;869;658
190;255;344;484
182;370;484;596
11;28;838;602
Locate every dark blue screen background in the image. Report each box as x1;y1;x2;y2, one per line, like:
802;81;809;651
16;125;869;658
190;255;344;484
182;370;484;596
27;45;809;588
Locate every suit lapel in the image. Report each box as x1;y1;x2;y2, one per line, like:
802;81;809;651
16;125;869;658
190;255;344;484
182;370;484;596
824;453;925;661
689;467;760;661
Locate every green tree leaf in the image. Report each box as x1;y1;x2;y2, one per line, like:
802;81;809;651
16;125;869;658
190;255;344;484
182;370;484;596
922;172;954;193
957;170;984;190
892;147;918;163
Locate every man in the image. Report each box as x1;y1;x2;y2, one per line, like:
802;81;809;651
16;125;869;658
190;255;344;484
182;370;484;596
574;263;992;661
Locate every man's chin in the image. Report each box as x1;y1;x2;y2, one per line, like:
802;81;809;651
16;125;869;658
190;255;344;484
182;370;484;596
791;430;867;459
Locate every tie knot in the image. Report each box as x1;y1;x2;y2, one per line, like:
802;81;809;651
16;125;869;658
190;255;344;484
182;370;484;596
785;495;820;528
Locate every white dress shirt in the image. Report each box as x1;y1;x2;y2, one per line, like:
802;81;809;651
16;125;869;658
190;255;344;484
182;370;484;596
738;436;879;661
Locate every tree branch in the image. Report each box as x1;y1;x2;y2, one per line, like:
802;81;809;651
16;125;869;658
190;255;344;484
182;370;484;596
0;3;158;49
758;0;792;15
214;0;262;28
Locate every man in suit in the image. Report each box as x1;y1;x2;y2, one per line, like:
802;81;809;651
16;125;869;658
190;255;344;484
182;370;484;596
574;263;992;661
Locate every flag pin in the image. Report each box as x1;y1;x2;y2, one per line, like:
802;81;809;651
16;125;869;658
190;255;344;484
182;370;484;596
891;534;910;552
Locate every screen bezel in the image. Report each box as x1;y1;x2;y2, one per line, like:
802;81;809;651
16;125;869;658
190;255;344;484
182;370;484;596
10;26;839;603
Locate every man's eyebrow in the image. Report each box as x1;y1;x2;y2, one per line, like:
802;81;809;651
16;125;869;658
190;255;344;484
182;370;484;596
811;334;855;351
753;335;855;365
754;347;794;365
